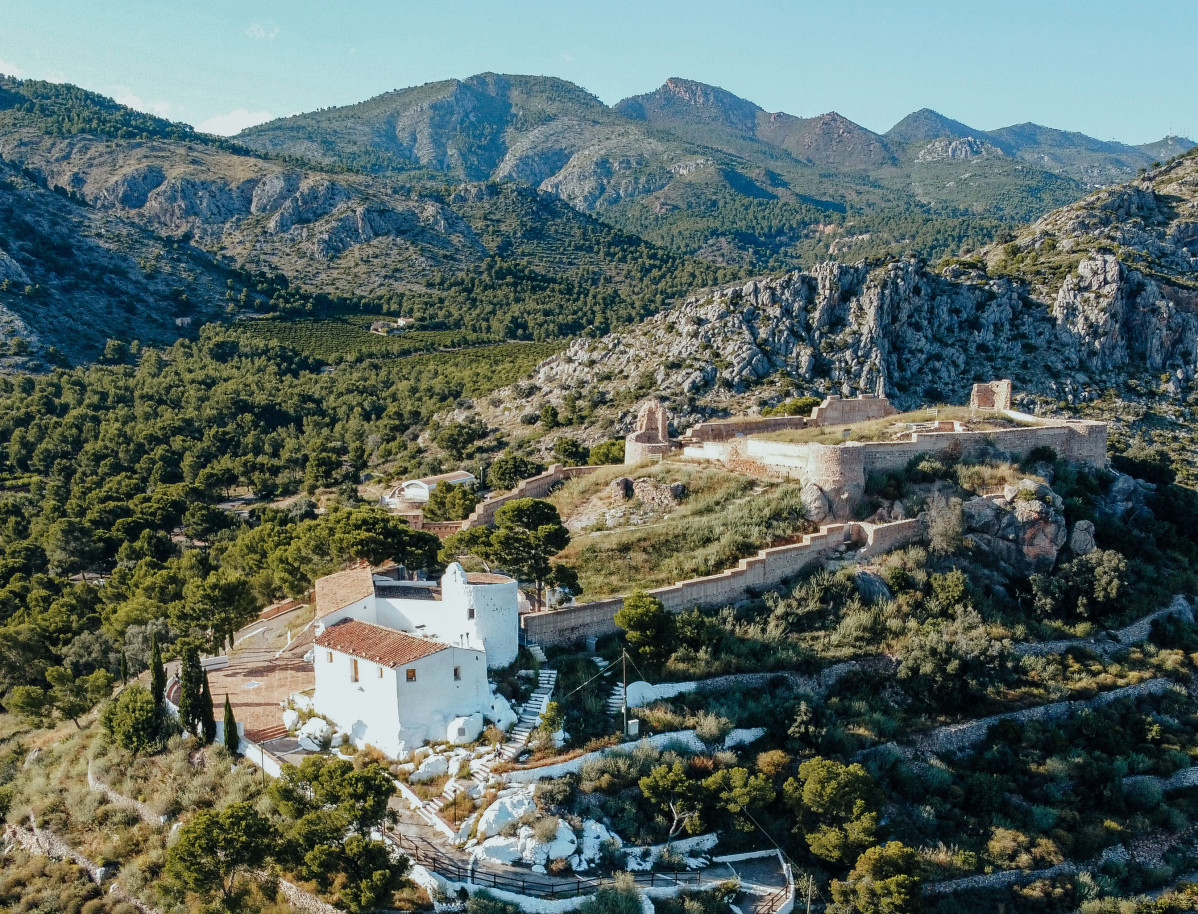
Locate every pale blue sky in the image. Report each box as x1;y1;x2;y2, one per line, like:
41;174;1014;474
1;0;1193;143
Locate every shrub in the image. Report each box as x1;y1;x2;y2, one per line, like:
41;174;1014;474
100;684;161;755
763;396;822;417
488;452;545;491
589;439;625;465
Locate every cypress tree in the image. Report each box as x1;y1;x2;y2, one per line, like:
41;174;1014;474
200;670;217;745
178;646;203;736
119;650;128;686
223;695;239;757
149;634;165;708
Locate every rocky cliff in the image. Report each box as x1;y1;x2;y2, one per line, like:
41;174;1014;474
466;151;1198;441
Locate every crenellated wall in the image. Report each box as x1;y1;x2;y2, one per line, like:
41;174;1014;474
462;464;601;529
521;518;925;645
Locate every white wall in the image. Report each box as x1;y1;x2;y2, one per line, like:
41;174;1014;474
318;565;520;671
314;643;491;756
400;481;432;503
444;565;520;668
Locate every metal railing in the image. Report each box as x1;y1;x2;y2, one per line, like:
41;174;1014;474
386;832;708;899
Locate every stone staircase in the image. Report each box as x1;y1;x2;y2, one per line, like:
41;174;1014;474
416;776;472;831
606;681;626;716
500;668;558;761
248;723;288;743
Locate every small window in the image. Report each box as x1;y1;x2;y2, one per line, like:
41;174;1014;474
377;666;384;678
457;726;466;737
454;666;461;681
406;668;417;682
467;606;475;620
351;659;359;683
326;651;333;663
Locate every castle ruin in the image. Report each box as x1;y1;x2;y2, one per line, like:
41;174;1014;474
624;401;675;465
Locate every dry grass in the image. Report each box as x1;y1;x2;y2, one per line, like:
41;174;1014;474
758;406;1029;446
551;463;812;598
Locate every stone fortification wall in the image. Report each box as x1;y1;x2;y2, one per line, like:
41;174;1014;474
855;420;1107;477
719;419;1108;504
624;432;675;465
685;415;811;442
463;464;600;529
808;394;897;427
970;379;1013;411
521;518;924;645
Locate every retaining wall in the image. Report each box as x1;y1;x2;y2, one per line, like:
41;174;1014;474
463;464;602;529
522;519;924;646
914;677;1180;755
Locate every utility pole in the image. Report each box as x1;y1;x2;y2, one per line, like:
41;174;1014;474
805;874;813;914
622;649;628;737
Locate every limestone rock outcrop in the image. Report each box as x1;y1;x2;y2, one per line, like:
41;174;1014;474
963;479;1068;574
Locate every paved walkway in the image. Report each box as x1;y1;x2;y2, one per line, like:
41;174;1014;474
207;606;316;741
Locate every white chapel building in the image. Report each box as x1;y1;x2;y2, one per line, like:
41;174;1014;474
310;561;521;756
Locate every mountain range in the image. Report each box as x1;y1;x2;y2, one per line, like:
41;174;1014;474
239;74;1193;263
0;71;1193;366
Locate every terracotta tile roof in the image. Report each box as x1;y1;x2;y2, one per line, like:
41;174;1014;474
314;619;448;667
314;564;376;619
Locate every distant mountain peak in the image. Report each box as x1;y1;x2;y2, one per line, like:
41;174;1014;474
885;108;983;145
617;77;761;132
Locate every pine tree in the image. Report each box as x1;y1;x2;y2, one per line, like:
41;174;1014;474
150;634;165;708
223;695;239;757
178;646;203;736
200;671;217;745
119;650;128;686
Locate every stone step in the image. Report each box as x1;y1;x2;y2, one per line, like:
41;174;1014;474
528;644;548;663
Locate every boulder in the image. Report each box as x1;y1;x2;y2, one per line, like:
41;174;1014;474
1069;519;1097;556
447;713;485;745
409;754;449;783
297;717;331;752
486;694;519;732
854;570;893;604
575;820;621;871
800;483;831;524
963;481;1067;574
515;820;577;865
282;709;300;732
962;496;1002;536
473;836;522;865
476;786;536;839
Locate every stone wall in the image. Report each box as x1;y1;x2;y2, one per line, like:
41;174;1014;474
970;380;1013;411
808;394;897;427
521;519;924;646
685;415;811;442
706;419;1109;508
913;677;1179;755
463;464;601;529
